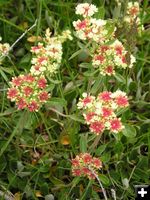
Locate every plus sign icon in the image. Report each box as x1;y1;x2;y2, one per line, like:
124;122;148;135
135;185;150;199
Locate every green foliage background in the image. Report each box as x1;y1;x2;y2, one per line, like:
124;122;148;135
0;0;149;199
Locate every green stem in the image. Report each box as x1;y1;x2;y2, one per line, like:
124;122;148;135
0;111;27;158
80;180;92;200
36;0;42;40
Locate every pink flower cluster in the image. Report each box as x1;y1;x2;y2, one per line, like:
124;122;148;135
92;40;136;75
71;153;102;180
77;91;129;134
7;29;72;111
73;3;113;42
30;28;72;76
73;3;136;76
7;74;49;112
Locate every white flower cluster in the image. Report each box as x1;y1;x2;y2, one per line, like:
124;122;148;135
127;2;140;18
75;3;98;17
124;2;144;32
92;39;136;76
0;38;10;64
30;28;72;76
73;3;113;42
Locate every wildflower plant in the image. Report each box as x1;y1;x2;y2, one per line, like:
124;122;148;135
124;1;144;32
73;3;115;43
0;1;148;200
7;74;49;112
73;3;137;76
30;28;72;76
92;39;136;75
77;91;129;134
71;153;102;180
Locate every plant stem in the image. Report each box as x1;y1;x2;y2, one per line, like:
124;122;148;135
0;190;14;200
0;20;37;60
89;167;108;200
0;111;27;157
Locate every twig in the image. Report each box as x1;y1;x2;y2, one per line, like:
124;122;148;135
111;189;117;200
49;107;68;117
89;134;102;153
120;165;136;199
0;190;14;200
89;167;108;200
0;20;37;60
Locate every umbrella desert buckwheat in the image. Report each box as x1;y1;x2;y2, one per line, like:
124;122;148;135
77;91;129;134
124;1;144;32
7;74;50;112
73;3;114;43
71;153;102;180
92;40;136;75
30;28;72;76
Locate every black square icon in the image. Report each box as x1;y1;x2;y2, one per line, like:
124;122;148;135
135;185;150;200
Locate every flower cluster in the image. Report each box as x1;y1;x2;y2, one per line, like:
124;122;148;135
30;28;72;76
71;153;102;179
73;3;136;76
7;74;49;112
126;2;140;21
0;37;10;64
92;40;136;75
124;2;144;32
73;3;114;42
77;91;129;134
7;28;72;111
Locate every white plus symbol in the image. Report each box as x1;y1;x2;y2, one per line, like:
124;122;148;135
138;188;147;197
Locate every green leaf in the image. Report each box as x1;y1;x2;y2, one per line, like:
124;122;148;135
0;155;7;172
19;53;31;64
69;49;83;60
40;182;49;195
80;134;87;153
0;66;14;74
95;6;105;19
100;152;111;163
68;114;84;123
98;174;110;186
114;73;126;84
47;97;67;107
122;124;137;138
113;5;121;19
95;144;107;156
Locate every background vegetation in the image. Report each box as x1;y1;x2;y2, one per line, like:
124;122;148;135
0;0;149;199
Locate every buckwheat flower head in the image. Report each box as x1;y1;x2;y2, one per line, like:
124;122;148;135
73;17;109;42
75;3;98;18
124;2;144;33
73;3;116;43
7;74;50;112
71;153;102;180
92;39;136;75
30;41;62;76
127;2;140;18
77;91;129;134
0;41;10;63
30;28;72;76
59;29;73;42
129;54;136;68
77;93;95;109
